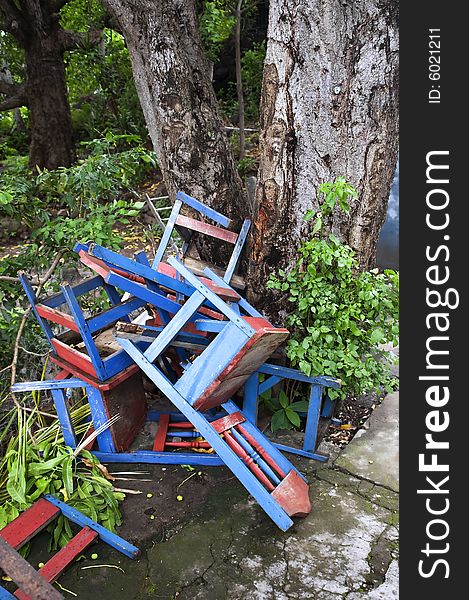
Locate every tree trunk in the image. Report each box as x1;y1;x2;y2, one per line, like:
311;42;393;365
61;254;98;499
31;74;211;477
248;0;399;311
102;0;248;225
235;1;245;160
25;37;74;170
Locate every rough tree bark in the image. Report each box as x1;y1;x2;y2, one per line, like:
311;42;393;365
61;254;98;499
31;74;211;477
0;1;100;169
248;0;399;309
102;0;248;227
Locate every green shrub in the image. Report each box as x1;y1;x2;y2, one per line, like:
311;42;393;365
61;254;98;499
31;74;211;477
267;178;399;401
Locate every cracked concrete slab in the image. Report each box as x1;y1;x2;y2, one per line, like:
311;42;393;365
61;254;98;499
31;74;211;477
335;392;399;492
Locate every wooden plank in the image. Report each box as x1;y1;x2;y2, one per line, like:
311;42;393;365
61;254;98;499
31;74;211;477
51;389;77;449
193;326;289;412
183;257;245;290
61;285;106;380
211;411;246;434
44;495;140;559
0;499;60;550
257;363;341;389
116;339;294;531
14;528;98;600
175;323;248;404
176;191;231;227
92;450;225;466
175;215;238;244
303;384;323;453
224;218;251;283
51;339;98;378
0;538;63;600
152;199;183;267
35;305;79;333
153;414;170;451
11;378;85;393
86;386;116;453
49;355;140;391
17;272;55;345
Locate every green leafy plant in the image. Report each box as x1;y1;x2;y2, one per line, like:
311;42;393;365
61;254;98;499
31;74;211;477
200;1;236;62
0;405;125;550
261;387;309;432
268;178;399;402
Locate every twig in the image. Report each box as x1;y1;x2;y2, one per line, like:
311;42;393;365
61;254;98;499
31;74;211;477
10;250;66;402
18;346;49;357
0;276;19;283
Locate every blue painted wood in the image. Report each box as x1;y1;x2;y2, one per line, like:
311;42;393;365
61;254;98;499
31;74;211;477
176;191;231;228
134;250;150;266
85;386;116;452
51;389;77;449
303;384;323;452
146;410;225;422
203;268;264;319
175;322;247;405
18;272;54;345
11;379;86;392
194;319;226;333
42;276;104;309
321;393;334;418
0;587;15;599
92;451;224;466
242;373;259;423
257;363;341;388
224;218;251;282
61;284;107;380
230;427;281;486
152;199;183;267
44;495;140;559
258;375;283;396
273;443;328;462
116;338;294;531
144;292;205;363
222;400;306;482
103;281;124;309
167;258;254;335
87;297;147;333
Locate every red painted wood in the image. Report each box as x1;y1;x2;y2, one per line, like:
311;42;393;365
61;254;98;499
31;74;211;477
211;412;246;434
193;326;289;412
165;441;211;449
157;263;240;301
36;305;79;333
50;355;139;391
271;470;312;517
79;251;146;284
51;339;98;378
168;422;197;429
0;499;60;550
236;424;287;479
153;414;170;451
14;527;98;600
224;432;275;491
175;215;238;244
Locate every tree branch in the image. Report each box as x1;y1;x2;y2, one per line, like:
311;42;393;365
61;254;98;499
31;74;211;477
58;27;102;51
0;0;26;39
0;92;28;110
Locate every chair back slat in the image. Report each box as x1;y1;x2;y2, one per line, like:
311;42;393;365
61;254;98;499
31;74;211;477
175;214;239;244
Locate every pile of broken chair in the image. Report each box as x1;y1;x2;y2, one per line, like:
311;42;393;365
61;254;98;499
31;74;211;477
12;191;341;533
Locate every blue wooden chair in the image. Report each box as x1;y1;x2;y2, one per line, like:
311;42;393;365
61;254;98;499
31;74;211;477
18;270;148;382
152;191;251;290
